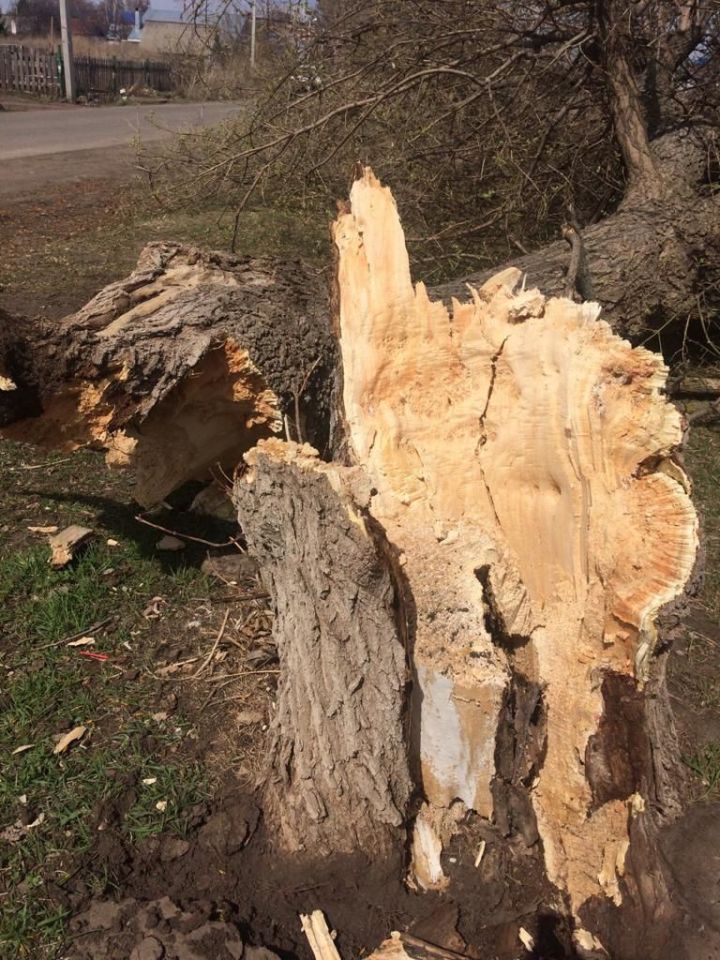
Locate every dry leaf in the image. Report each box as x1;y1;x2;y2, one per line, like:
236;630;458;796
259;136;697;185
156;657;198;677
0;822;28;843
143;596;167;620
66;637;95;647
151;712;168;722
53;725;87;755
156;535;185;552
0;813;44;843
236;710;264;726
11;744;34;756
28;525;59;534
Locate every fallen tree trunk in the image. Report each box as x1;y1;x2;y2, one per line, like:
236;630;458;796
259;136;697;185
435;130;720;347
0;244;335;506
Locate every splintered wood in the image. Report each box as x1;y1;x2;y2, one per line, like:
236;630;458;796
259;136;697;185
300;911;342;960
329;172;697;912
0;244;334;507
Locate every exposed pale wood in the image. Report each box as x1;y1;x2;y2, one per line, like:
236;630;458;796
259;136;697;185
299;911;342;960
0;243;334;507
366;932;469;960
330;169;698;918
48;524;93;568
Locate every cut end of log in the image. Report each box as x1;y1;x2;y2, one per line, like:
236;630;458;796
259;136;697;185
1;243;333;506
332;167;698;915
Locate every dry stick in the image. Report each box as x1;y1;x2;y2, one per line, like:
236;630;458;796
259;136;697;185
192;608;230;679
299;911;342;960
16;456;75;471
134;512;243;550
201;669;280;693
189;592;270;603
37;616;115;650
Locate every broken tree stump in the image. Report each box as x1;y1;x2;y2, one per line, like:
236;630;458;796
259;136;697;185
0;243;335;506
0;169;705;957
234;169;699;956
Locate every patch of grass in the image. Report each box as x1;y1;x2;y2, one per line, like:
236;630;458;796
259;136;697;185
684;742;720;795
0;441;216;959
1;176;328;321
686;426;720;617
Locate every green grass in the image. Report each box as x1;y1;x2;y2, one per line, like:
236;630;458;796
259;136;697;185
0;442;216;958
1;177;329;321
686;426;720;617
684;742;720;796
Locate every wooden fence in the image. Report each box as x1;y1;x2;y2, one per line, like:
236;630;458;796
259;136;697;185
73;55;174;99
0;44;174;100
0;44;61;97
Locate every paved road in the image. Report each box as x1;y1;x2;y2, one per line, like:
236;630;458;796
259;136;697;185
0;101;239;199
0;100;239;160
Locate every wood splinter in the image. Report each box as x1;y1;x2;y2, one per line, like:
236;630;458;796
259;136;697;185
299;910;342;960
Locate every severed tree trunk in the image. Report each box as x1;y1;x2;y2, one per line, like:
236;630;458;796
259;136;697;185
0;243;335;506
233;171;701;958
0;173;709;957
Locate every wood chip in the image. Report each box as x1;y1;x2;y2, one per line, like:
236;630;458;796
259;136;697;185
66;636;95;647
11;744;34;756
299;910;342;960
28;525;59;534
518;928;534;952
53;725;87;754
48;525;93;568
156;535;185;552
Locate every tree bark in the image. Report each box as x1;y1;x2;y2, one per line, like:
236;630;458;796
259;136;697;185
234;440;412;857
232;169;701;958
435;130;720;347
0;166;713;957
0;243;335;506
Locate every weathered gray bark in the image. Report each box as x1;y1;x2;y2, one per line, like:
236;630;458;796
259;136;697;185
234;441;412;857
436;130;720;346
0;243;335;505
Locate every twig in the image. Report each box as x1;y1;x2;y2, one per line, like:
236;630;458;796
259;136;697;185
192;608;230;679
197;669;280;692
135;512;243;550
15;457;75;471
190;592;270;603
37;617;115;650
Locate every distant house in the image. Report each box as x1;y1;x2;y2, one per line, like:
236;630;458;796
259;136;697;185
127;5;219;53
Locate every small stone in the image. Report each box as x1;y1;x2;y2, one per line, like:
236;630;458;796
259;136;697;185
156;535;185;552
130;935;165;960
159;837;190;862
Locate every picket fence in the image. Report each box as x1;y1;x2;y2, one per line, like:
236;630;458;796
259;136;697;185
0;44;174;100
0;44;61;97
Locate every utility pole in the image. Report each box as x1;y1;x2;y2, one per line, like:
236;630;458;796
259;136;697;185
250;0;256;69
58;0;76;101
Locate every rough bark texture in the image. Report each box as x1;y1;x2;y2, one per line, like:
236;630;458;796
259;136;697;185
239;168;696;956
435;130;720;347
0;243;335;505
234;439;412;857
